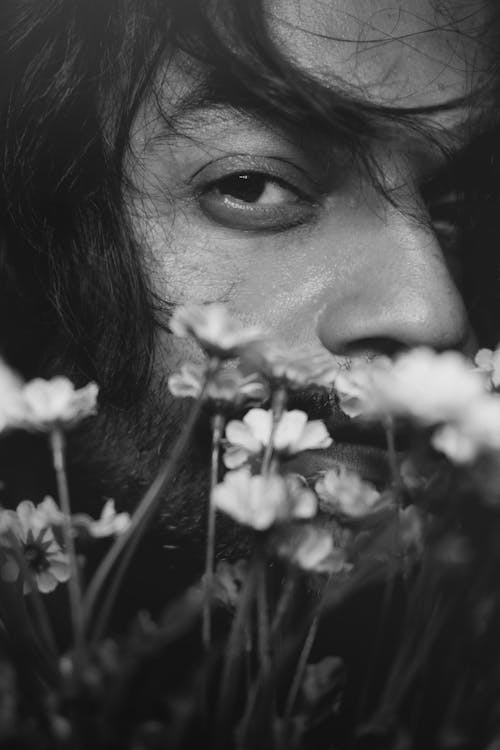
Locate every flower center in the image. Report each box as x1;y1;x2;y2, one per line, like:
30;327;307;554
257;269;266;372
23;543;49;573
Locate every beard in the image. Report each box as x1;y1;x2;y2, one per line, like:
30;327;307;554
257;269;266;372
67;370;255;602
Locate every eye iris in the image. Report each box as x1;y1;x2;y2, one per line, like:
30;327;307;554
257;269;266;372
217;173;268;203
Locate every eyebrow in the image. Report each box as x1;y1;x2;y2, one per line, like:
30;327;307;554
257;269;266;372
152;65;485;190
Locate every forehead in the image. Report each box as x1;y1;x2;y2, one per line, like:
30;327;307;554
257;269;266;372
269;0;492;107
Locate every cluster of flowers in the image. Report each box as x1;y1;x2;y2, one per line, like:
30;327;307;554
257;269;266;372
335;346;500;464
0;366;130;595
168;304;500;590
2;301;499;597
1;302;499;749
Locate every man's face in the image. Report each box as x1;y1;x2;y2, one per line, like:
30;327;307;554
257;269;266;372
121;0;491;540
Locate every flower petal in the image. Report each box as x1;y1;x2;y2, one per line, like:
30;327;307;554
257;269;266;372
290;420;332;453
242;409;272;446
223;446;251;469
274;410;308;451
225;419;262;453
1;558;19;582
36;571;58;593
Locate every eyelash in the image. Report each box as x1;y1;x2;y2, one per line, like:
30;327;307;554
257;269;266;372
428;191;465;253
197;170;319;231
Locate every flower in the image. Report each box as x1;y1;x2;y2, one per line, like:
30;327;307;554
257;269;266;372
36;495;65;526
431;394;500;464
72;500;131;538
315;465;381;518
212;468;317;530
242;341;340;390
335;348;485;425
0;364;99;434
223;408;332;468
168;363;205;399
334;356;393;419
206;370;268;408
0;500;70;593
475;347;500;389
168;363;268;409
169;303;264;359
18;377;98;431
276;524;349;573
0;359;27;431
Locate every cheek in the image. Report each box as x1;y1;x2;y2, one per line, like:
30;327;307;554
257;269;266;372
128;190;368;348
130;197;242;306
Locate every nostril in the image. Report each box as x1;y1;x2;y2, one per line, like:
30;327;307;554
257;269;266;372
337;337;410;359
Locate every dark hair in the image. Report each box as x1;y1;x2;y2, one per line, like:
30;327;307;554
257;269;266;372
0;0;497;407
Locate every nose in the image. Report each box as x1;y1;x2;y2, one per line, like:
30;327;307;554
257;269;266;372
315;197;475;359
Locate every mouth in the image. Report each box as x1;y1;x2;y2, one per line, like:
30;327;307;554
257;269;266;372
285;417;407;490
286;444;392;489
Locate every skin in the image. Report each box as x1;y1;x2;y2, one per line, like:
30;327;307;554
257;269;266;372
116;0;493;559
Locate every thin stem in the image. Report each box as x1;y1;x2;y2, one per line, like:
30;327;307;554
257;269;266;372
283;614;319;725
202;411;225;650
215;559;259;745
384;417;403;502
270;574;296;639
89;516;145;643
83;393;205;631
256;556;271;678
50;427;84;656
261;387;287;476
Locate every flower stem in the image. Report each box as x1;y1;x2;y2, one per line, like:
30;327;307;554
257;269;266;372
256;555;271;678
215;558;259;746
261;387;287;476
202;411;225;650
384;417;402;501
270;574;296;638
82;393;205;632
282;614;319;726
50;427;84;656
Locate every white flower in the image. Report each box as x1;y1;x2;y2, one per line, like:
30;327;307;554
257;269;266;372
18;377;98;431
243;342;340;390
223;408;332;468
212;468;317;530
0;359;27;431
205;370;268;408
315;465;381;518
0;500;70;593
36;495;65;526
169;303;264;359
72;500;131;538
431;394;500;464
475;347;500;389
168;363;205;399
168;363;268;408
336;349;485;425
0;363;99;434
334;356;393;419
276;525;349;574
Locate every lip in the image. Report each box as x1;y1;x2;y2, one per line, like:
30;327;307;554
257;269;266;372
285;443;392;489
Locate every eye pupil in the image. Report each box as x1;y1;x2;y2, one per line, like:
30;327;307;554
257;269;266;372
217;173;267;202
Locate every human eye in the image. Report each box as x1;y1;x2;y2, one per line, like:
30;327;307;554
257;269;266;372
191;156;320;231
422;162;465;258
428;188;465;257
